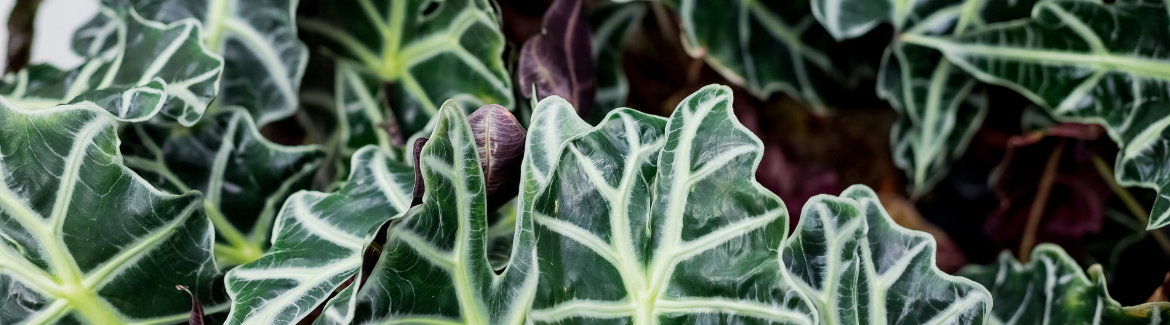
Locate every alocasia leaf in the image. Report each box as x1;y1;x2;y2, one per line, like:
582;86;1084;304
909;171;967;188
78;0;309;125
659;0;839;114
225;146;414;324
120;107;326;267
528;85;817;324
812;0;1037;194
300;0;514;135
334;61;402;161
782;185;991;324
314;101;538;325
1;8;223;126
589;1;645;120
519;0;596;116
962;244;1170;324
0;100;222;324
902;0;1170;229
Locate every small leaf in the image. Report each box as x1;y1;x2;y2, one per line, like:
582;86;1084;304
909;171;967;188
0;100;222;324
468;104;527;212
176;285;205;325
588;1;646;118
962;244;1170;324
783;185;991;324
225;146;415;325
903;0;1170;229
660;0;840;113
120;108;326;267
519;0;596;116
80;0;309;124
3;8;223;126
301;0;514;135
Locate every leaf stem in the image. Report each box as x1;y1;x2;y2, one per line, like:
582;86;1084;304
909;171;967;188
1020;140;1064;262
1090;154;1170;255
204;202;263;266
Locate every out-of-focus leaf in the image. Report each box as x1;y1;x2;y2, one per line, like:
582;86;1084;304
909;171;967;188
528;85;817;324
0;100;222;324
468;104;526;212
225;147;414;325
300;0;513;135
519;0;596;116
333;61;401;161
588;1;646;120
659;0;839;114
120;108;326;267
78;0;308;125
813;0;1039;194
1;8;223;126
4;0;39;73
783;185;991;324
905;0;1170;229
314;102;537;325
176;285;205;325
962;244;1170;324
984;123;1111;256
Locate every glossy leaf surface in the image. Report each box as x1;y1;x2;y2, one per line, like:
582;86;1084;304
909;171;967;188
316;102;537;325
519;0;595;116
121;108;326;267
301;0;513;135
903;0;1170;229
661;0;838;113
0;101;220;324
529;85;816;324
962;244;1170;324
225;147;414;324
80;0;308;125
3;8;223;126
783;185;991;324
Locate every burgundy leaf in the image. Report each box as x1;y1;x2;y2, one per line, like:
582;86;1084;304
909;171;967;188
468;104;526;212
175;285;204;325
985;123;1111;256
755;143;841;233
411;138;428;207
518;0;595;116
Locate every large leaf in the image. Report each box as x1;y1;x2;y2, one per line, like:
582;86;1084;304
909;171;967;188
300;0;514;135
811;0;1038;193
519;0;596;116
588;1;646;121
528;85;817;324
315;101;537;325
660;0;839;114
782;185;991;324
120;108;326;267
0;100;222;324
2;8;223;126
902;0;1170;229
224;146;414;324
79;0;309;125
962;244;1170;324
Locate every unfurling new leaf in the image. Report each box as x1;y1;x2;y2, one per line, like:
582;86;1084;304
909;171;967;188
519;0;596;116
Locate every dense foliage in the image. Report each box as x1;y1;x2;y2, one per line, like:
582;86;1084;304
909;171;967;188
1;0;1169;324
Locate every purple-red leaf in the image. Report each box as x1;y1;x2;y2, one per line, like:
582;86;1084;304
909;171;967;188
175;285;204;325
518;0;595;116
411;105;526;212
411;137;429;207
469;104;527;212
